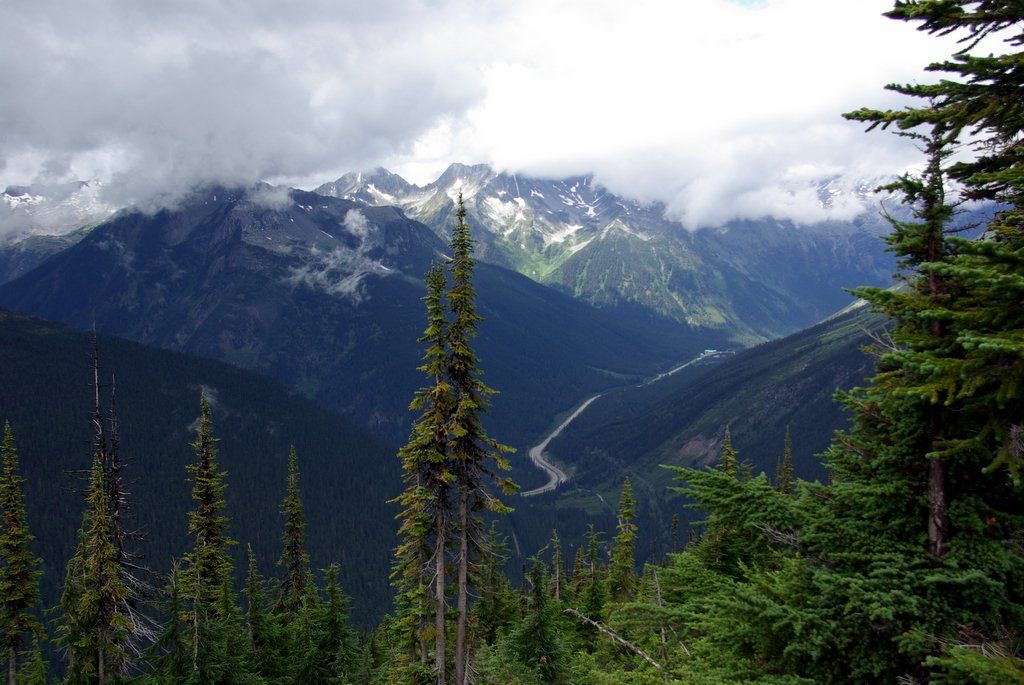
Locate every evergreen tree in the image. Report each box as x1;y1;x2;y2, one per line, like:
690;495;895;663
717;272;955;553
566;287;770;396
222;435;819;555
146;565;189;685
717;427;737;477
607;480;637;602
58;454;131;685
774;426;793;496
182;394;234;618
505;562;569;684
548;530;563;602
178;393;239;682
845;1;1024;483
320;565;359;683
391;262;454;684
0;423;42;685
445;193;516;685
104;372;158;666
474;523;517;645
243;548;286;684
277;447;311;616
18;638;46;685
569;547;587;599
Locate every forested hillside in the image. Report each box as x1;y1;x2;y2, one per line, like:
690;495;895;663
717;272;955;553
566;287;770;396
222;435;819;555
0;308;398;627
0;188;716;452
0;2;1022;684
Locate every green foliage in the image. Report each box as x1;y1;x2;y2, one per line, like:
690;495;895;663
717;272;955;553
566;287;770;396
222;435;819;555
146;565;189;685
277;447;310;616
0;422;42;677
607;480;637;602
504;563;571;684
18;638;47;685
58;452;132;684
182;394;234;615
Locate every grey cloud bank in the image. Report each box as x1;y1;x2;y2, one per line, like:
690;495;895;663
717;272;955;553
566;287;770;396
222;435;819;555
0;0;963;230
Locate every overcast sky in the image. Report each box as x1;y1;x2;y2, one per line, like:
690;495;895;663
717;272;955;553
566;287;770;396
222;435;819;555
1;0;966;227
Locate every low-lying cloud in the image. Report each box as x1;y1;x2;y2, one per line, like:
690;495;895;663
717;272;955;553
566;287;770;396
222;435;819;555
0;0;988;229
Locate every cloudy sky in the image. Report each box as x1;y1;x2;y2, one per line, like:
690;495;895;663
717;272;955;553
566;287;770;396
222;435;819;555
1;0;965;227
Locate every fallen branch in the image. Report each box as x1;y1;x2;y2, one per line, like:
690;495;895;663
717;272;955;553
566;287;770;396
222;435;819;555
563;608;663;670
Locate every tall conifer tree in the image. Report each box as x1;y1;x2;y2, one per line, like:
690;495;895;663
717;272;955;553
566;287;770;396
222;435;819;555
278;446;311;615
445;193;516;685
392;263;455;684
0;423;41;685
718;427;737;477
608;479;637;601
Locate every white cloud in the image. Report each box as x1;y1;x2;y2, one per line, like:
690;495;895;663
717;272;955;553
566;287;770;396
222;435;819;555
0;0;995;227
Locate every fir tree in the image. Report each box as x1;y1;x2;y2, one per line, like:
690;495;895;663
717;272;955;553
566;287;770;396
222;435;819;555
60;454;131;685
474;524;517;646
569;547;587;599
182;394;234;618
845;1;1024;482
0;423;42;685
319;565;359;683
549;530;563;602
775;426;794;496
445;193;516;685
607;479;637;602
243;547;285;684
717;427;737;477
18;638;46;685
146;564;189;685
391;263;454;684
179;393;238;682
277;446;311;616
506;562;569;684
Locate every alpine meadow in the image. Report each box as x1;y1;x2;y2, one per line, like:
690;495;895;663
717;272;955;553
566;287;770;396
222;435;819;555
1;1;1024;684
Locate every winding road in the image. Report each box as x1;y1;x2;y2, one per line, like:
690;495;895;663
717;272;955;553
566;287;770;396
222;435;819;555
520;350;724;497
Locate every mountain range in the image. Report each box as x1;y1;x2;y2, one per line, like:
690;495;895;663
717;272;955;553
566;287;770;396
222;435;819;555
0;185;715;465
316;164;896;342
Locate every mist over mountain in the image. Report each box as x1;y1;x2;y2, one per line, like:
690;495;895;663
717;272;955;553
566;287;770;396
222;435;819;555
316;163;897;341
0;184;714;458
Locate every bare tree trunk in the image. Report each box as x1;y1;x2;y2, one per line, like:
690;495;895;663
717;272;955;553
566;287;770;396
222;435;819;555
434;523;446;685
98;645;106;685
927;453;950;562
563;609;663;670
8;647;16;685
455;489;468;685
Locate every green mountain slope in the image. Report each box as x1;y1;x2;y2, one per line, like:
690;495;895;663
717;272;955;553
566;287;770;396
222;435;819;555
0;308;399;627
535;305;885;539
0;186;718;466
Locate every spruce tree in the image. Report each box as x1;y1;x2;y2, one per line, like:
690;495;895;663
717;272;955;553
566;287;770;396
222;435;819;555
607;479;637;602
320;565;358;683
391;263;454;684
60;454;131;685
243;547;285;684
183;394;234;616
445;193;516;685
18;638;46;685
277;446;311;616
179;393;238;682
549;530;563;602
506;562;569;684
845;1;1024;482
717;427;737;477
775;426;793;496
146;564;189;685
0;423;42;685
0;421;41;683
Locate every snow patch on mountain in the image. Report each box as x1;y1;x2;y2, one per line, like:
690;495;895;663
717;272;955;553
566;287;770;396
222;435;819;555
1;181;115;241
